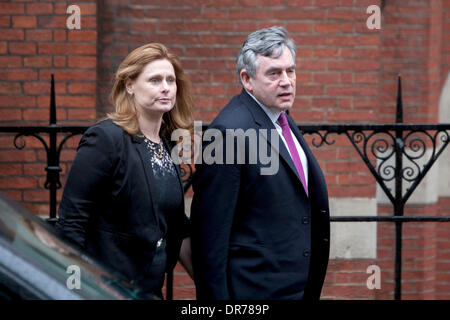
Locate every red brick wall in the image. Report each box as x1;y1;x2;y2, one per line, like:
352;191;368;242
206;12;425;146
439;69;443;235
444;0;450;86
0;0;448;300
0;1;97;214
439;0;450;299
380;0;442;123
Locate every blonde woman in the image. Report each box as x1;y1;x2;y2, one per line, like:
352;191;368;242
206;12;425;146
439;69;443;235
57;43;194;298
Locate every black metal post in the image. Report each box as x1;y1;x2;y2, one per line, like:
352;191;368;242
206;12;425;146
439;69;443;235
46;74;61;225
394;75;404;300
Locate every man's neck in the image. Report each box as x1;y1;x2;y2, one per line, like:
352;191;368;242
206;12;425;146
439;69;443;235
244;89;283;125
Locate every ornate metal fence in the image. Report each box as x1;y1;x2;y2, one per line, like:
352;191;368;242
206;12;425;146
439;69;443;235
0;76;449;300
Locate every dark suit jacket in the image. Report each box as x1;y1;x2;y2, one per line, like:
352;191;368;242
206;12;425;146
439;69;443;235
56;119;189;293
191;90;330;300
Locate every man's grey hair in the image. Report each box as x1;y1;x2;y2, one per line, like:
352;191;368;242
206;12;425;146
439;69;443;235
236;26;296;85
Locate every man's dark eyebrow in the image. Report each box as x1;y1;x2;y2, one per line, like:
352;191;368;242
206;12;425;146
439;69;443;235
265;65;296;74
265;67;280;74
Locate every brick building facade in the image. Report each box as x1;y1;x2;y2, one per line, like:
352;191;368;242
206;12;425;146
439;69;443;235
0;0;449;299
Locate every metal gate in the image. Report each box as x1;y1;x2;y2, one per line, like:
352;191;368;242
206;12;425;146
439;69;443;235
1;76;449;300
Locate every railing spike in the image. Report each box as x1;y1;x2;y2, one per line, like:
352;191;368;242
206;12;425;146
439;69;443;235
396;75;403;124
50;74;56;125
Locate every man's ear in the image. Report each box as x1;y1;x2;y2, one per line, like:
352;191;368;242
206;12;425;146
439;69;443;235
240;69;253;93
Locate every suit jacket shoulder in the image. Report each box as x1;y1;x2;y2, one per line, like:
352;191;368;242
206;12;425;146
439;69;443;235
209;90;264;131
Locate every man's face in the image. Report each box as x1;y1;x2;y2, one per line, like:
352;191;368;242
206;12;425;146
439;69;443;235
242;48;296;112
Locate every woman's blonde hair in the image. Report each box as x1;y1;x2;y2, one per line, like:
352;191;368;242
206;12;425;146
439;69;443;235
108;43;194;137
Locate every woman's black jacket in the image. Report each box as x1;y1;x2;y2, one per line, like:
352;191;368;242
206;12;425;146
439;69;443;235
56;119;189;291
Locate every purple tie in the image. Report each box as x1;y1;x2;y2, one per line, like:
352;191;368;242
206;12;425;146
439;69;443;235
278;112;308;196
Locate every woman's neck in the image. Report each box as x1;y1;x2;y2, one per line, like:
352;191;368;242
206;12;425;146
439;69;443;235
137;111;164;143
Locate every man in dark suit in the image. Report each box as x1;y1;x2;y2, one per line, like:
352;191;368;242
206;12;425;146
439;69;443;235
190;26;330;300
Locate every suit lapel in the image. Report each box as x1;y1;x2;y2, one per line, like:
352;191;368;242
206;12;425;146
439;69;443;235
276;134;303;184
287;114;323;197
239;90;304;186
133;136;161;228
239;90;326;207
162;137;185;196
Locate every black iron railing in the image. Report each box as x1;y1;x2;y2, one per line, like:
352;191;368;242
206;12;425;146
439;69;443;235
0;75;449;300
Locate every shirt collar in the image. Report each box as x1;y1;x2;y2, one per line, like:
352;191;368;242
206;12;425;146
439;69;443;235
245;89;283;126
